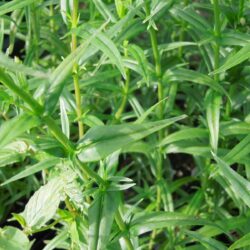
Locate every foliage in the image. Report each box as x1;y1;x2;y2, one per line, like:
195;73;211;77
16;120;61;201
0;0;250;249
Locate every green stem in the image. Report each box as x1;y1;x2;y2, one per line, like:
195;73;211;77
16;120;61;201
115;40;130;120
145;1;164;248
213;0;221;83
71;0;84;139
115;210;134;250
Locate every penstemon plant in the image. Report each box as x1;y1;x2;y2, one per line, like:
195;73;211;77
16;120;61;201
0;0;250;249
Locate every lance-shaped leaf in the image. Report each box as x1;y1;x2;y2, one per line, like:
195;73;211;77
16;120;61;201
0;113;40;148
185;230;227;250
228;231;250;250
206;90;221;153
77;115;186;162
213;153;250;208
164;68;228;97
211;44;250;75
0;0;37;16
130;211;222;235
88;191;120;250
0;52;47;77
1;158;60;186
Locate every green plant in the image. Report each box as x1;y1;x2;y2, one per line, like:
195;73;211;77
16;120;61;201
0;0;250;249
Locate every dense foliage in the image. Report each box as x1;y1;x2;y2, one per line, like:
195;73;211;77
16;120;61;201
0;0;250;249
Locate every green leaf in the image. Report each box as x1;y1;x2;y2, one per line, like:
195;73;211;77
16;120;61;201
170;7;211;33
0;52;47;77
22;177;63;231
1;158;60;186
0;226;30;250
0;140;29;168
164;68;228;96
213;154;250;208
143;1;174;24
60;0;72;25
159;128;208;147
223;134;250;164
84;26;126;79
0;113;40;148
228;231;250;250
185;230;227;250
77;115;186;162
206;90;221;153
135;97;168;124
60;97;70;139
128;44;150;85
92;0;117;23
211;44;250;74
130;211;220;235
88;191;120;250
0;0;37;16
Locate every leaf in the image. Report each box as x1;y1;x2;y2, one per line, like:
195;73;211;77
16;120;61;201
164;68;228;96
185;230;227;250
211;44;250;74
170;7;211;33
130;211;220;235
155;41;196;55
143;0;174;24
60;97;70;138
0;113;40;148
77;115;186;162
220;31;250;47
1;158;60;186
128;44;150;85
228;232;250;250
88;191;120;250
0;0;37;16
84;26;126;79
0;226;30;250
22;177;63;231
60;0;72;25
0;140;29;168
0;149;25;168
0;52;47;77
223;134;250;164
206;90;221;153
213;154;250;208
184;189;204;216
92;0;117;23
135;97;168;124
159;128;208;147
43;230;69;250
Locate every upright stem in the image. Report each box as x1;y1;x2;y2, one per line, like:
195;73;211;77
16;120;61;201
145;1;164;248
115;40;130;120
213;0;221;83
71;0;84;139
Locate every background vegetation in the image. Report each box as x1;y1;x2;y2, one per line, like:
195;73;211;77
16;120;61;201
0;0;250;249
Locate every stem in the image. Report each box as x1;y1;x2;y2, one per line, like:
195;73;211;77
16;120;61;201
43;116;75;154
145;1;164;248
76;158;106;186
213;0;221;83
115;210;134;250
115;40;130;120
71;0;84;138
